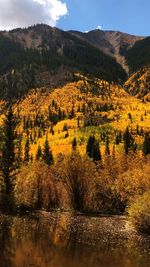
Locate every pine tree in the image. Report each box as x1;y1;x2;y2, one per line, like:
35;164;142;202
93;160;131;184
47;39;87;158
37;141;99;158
128;113;132;122
105;136;110;156
86;135;101;162
115;131;122;145
143;132;150;156
72;138;77;151
115;134;120;145
70;107;75;119
136;125;139;135
63;123;68;132
86;135;95;158
36;145;42;161
92;140;102;162
112;145;116;158
24;137;30;162
1;106;18;212
123;127;135;154
16;134;22;168
58;107;62;121
42;138;53;166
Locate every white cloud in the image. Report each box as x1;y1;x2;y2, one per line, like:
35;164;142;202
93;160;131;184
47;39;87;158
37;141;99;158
0;0;68;30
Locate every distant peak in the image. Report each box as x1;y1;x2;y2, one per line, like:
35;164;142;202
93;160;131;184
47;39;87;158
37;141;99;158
96;26;102;30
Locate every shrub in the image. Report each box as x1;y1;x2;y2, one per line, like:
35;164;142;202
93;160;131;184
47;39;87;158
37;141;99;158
95;156;125;214
128;191;150;234
115;160;150;204
55;152;98;212
15;162;58;211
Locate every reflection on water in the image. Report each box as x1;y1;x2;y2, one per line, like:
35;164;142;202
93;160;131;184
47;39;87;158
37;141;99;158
0;212;150;267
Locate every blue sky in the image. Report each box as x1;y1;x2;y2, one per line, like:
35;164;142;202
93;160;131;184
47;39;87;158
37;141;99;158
0;0;149;36
58;0;150;36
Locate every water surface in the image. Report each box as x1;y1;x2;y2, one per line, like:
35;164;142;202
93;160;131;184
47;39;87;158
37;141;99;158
0;212;150;267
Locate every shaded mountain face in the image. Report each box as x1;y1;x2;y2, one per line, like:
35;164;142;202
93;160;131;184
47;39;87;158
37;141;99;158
69;29;144;72
2;24;143;75
0;24;128;99
125;37;150;73
123;37;150;99
0;24;149;100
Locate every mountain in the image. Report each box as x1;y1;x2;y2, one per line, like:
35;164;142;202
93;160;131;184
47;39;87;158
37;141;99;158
0;24;128;99
0;24;149;100
72;29;150;98
0;25;150;164
123;37;150;99
125;37;150;73
69;29;144;72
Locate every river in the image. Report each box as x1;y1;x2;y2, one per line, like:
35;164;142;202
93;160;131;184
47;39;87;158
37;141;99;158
0;212;150;267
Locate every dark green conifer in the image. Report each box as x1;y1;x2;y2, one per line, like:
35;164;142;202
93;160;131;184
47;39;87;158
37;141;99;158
1;106;18;212
36;145;42;161
123;127;135;154
24;137;30;162
72;138;77;151
136;125;139;135
143;132;150;156
86;135;101;162
42;138;53;166
105;136;110;156
92;140;102;162
86;135;95;158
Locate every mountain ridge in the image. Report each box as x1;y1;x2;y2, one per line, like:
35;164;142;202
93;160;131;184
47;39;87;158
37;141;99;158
0;24;129;99
69;28;144;72
1;24;144;72
0;24;149;100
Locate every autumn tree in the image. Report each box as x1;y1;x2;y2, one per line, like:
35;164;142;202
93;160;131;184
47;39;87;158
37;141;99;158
56;152;97;211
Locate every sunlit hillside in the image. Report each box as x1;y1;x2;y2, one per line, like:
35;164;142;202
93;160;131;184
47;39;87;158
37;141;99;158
1;74;150;159
125;66;150;99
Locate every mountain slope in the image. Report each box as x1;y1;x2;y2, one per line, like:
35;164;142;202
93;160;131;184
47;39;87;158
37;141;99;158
69;29;143;72
124;37;150;98
1;73;150;159
0;24;127;99
124;66;150;99
125;37;150;73
0;24;149;100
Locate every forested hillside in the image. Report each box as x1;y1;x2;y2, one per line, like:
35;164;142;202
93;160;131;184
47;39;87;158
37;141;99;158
0;25;127;99
124;66;150;99
125;37;150;73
